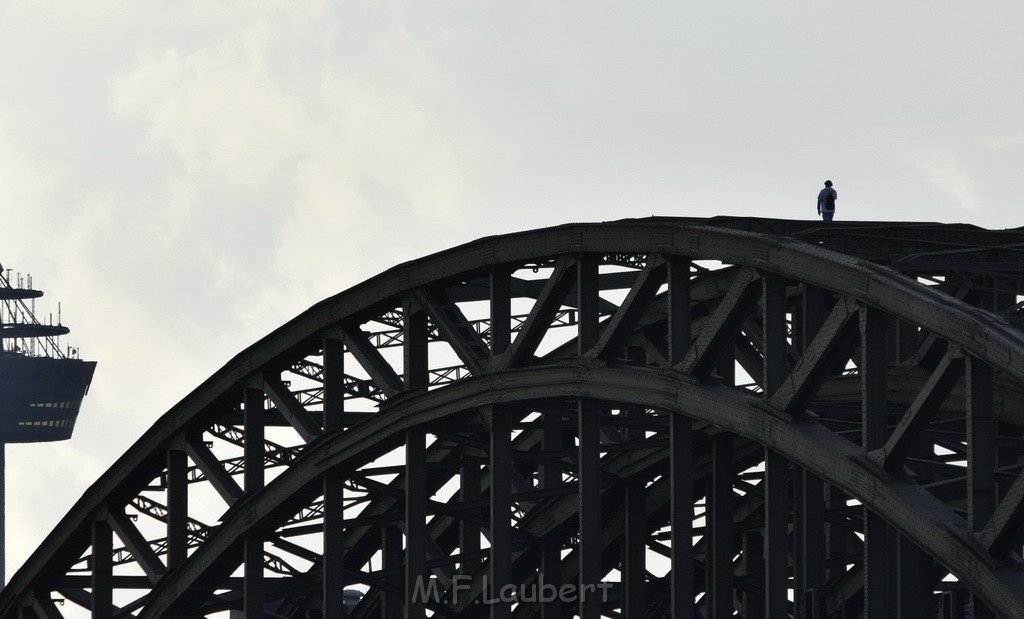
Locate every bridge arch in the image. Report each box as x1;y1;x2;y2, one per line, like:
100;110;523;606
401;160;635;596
4;217;1024;618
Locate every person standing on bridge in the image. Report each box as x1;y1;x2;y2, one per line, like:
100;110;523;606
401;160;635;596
817;180;837;222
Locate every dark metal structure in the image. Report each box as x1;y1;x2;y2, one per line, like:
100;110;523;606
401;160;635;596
2;216;1024;618
0;267;95;444
0;266;95;587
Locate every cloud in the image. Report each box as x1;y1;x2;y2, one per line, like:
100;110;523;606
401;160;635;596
158;174;197;244
110;45;309;185
108;19;468;334
3;194;216;578
48;196;210;413
262;76;467;323
318;77;465;221
0;129;60;261
6;442;106;582
914;148;986;216
10;0;1024;587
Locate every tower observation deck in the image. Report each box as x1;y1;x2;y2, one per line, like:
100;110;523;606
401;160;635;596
2;217;1024;617
0;266;95;586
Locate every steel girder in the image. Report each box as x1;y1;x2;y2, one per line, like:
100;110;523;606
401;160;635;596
4;218;1024;618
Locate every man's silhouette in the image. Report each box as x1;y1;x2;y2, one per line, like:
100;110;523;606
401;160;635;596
817;180;837;222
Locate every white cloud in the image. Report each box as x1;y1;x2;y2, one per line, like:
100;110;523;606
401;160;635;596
3;194;215;578
110;45;310;185
48;196;209;413
0;129;60;261
921;150;981;213
6;441;106;583
108;19;468;331
152;174;197;244
319;77;465;220
14;0;1024;587
262;76;468;324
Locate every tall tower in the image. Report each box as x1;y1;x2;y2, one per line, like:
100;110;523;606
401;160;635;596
0;266;95;585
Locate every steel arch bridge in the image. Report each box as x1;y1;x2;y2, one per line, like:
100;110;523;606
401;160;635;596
4;217;1024;619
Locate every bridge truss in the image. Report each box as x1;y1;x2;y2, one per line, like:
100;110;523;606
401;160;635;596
3;217;1024;618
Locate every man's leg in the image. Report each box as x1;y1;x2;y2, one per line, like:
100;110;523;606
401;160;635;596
823;212;834;222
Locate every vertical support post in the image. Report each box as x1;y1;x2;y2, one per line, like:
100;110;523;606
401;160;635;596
668;257;692;365
861;306;891;618
709;434;734;619
860;306;888;452
796;279;830;612
967;357;995;531
404;300;429;390
405;428;427;619
715;334;736;386
244;535;264;619
323;469;346;618
323;336;348;617
244;386;265;493
381;525;403;619
323;337;345;433
578;254;600;354
578;397;602;619
800;471;825;616
764;450;788;619
623;474;646;617
763;271;794;616
896;535;932;618
863;515;891;619
541;416;565;619
166;446;188;569
670;414;694;618
460;455;481;578
826;483;847;583
243;382;266;617
763;275;788;397
91;516;112;619
490;406;512;619
490;266;512;357
742;530;765;618
967;357;995;619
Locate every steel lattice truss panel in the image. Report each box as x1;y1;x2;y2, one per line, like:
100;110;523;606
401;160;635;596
4;217;1024;618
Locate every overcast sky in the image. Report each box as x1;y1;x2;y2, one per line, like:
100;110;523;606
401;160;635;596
2;1;1023;578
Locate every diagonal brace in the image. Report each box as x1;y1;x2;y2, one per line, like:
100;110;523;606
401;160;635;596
263;373;323;443
980;466;1024;556
493;255;578;371
413;287;490;375
185;433;243;504
107;509;166;583
881;353;964;472
677;266;761;377
768;297;858;414
342;323;404;397
586;257;667;360
31;595;64;619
